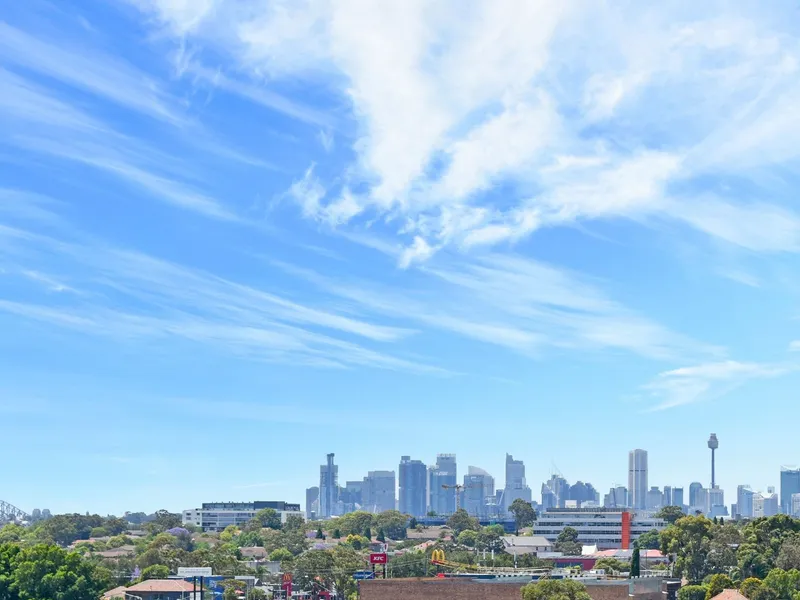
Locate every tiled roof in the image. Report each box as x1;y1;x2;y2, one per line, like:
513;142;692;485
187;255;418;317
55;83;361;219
103;586;128;599
711;590;748;600
127;580;196;593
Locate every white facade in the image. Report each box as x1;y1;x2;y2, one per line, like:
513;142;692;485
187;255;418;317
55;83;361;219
628;450;648;510
182;502;303;532
536;508;666;550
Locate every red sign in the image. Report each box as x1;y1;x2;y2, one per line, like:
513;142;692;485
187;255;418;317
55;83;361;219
369;553;387;564
281;573;292;596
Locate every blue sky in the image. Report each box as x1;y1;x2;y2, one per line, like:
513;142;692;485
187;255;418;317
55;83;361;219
2;0;800;516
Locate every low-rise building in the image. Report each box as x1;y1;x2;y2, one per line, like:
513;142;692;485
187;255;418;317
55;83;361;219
535;508;665;549
182;501;302;532
124;580;201;600
500;535;553;555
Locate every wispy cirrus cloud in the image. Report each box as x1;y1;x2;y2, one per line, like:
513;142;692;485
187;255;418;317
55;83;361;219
129;0;800;264
643;360;795;411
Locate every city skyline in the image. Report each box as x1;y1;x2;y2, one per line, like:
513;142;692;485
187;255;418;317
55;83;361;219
4;1;800;518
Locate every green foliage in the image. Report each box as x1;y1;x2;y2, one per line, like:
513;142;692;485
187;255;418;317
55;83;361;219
593;558;630;574
388;551;427;578
316;527;325;540
254;509;282;530
0;526;24;545
330;546;363;599
332;529;342;540
661;516;715;583
327;512;374;538
292;549;335;592
282;514;305;532
4;543;111;600
247;588;267;600
741;578;765;599
705;574;735;600
509;499;537;533
144;510;182;535
631;546;641;577
364;527;372;540
446;509;479;537
457;530;478;547
777;537;800;571
343;535;370;551
269;548;294;562
476;528;504;553
762;568;800;600
376;529;386;543
374;511;408;540
678;585;709;600
140;564;170;580
739;516;800;579
636;529;661;550
521;579;592;600
555;527;582;556
408;518;418;529
655;506;686;525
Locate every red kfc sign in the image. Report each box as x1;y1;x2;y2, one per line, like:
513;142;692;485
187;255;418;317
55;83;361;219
369;552;387;564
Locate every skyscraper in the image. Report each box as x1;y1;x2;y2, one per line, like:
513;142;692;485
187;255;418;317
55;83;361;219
362;471;396;513
646;486;663;510
780;467;800;515
319;453;339;518
628;449;648;510
737;485;754;518
663;486;673;506
429;454;457;515
544;475;569;508
503;454;532;512
689;482;703;508
672;487;684;508
399;456;427;517
463;466;494;516
305;487;319;520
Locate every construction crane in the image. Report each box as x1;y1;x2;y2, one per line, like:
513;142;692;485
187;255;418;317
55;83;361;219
441;484;477;512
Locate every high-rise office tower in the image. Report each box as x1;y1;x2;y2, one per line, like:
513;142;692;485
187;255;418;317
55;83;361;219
628;449;648;509
544;475;569;508
737;485;754;518
305;487;319;520
541;483;557;510
399;456;427;517
568;481;600;506
319;453;339;518
689;482;703;508
429;454;457;515
646;486;663;510
362;471;396;513
781;467;800;515
463;466;494;516
672;487;684;508
503;454;532;512
663;486;673;506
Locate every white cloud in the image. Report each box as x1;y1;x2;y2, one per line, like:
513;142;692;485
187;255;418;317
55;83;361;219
399;236;435;269
0;22;182;124
125;1;800;260
643;360;793;411
126;0;217;35
789;341;800;353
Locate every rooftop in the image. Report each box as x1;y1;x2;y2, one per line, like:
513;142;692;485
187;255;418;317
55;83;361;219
127;580;196;593
711;591;748;600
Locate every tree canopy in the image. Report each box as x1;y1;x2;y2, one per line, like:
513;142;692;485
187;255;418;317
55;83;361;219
521;579;591;600
509;499;537;533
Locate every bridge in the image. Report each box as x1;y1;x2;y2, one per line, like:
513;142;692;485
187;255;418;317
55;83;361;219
0;499;29;523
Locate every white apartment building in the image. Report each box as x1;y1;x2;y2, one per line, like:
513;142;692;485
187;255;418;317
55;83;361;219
182;501;303;532
536;507;666;550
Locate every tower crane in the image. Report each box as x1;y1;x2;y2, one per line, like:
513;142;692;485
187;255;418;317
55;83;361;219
441;483;478;512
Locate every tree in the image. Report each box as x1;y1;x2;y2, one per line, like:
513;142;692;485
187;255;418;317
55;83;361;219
631;546;641;577
741;578;765;599
660;516;714;583
762;568;800;600
140;564;170;580
476;528;504;553
457;530;478;547
446;509;479;537
555;527;582;556
636;529;661;550
248;589;267;600
678;585;709;600
776;537;800;571
374;511;408;540
0;525;24;545
655;506;685;525
0;543;22;600
377;529;386;543
521;579;591;600
705;574;734;600
332;529;342;540
11;543;111;600
330;546;363;600
364;527;372;540
409;517;418;529
593;558;630;574
254;509;282;530
283;514;305;532
316;527;324;540
509;499;537;534
145;510;182;535
268;548;294;562
292;549;335;592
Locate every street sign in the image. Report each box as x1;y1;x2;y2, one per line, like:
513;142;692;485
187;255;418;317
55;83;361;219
178;567;213;577
369;553;387;564
353;571;375;580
